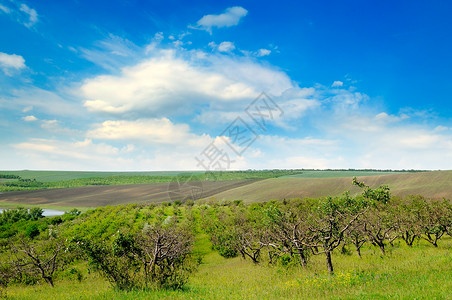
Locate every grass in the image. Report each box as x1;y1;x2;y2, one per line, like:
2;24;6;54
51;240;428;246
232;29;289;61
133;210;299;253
6;238;452;299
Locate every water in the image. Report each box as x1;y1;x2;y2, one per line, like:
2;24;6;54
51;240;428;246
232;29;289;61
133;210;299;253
0;208;65;217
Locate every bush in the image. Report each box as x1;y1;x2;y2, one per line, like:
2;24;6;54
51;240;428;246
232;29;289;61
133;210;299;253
25;223;40;239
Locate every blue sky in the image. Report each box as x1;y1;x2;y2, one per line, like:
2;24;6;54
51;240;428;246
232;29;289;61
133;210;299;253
1;0;452;171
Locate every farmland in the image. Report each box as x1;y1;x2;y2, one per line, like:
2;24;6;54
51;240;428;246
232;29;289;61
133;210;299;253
1;170;452;210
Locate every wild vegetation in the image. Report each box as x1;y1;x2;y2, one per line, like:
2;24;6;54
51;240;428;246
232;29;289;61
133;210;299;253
0;178;451;298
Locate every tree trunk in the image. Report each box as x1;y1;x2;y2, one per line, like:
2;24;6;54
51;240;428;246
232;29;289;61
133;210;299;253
325;251;333;275
44;276;54;287
293;241;307;267
341;243;347;254
298;249;307;267
356;245;362;258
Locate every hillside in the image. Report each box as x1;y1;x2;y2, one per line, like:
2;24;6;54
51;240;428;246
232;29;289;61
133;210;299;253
0;171;451;209
0;179;261;208
209;170;452;202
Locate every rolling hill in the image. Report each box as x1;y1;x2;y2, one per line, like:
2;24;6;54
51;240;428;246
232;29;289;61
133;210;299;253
0;170;451;209
209;170;452;202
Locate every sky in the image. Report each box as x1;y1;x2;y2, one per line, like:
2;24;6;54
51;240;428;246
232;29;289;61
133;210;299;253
0;0;452;171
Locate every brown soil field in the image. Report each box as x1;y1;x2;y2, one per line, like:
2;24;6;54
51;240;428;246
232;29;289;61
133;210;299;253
0;179;262;208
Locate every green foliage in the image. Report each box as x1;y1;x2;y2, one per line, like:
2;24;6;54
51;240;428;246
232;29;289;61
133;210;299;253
67;208;82;216
24;223;40;239
76;235;141;291
353;177;391;204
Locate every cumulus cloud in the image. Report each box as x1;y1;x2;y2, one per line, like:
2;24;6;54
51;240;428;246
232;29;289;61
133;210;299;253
22;115;37;122
87;118;212;147
217;41;235;52
0;52;26;75
256;49;271;57
80;49;293;118
193;6;248;33
331;80;343;87
11;138;128;170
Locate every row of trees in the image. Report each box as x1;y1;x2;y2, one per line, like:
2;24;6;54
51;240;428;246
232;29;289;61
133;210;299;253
204;179;452;274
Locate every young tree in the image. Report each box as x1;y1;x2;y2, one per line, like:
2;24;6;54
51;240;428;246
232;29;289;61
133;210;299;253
76;233;142;291
352;177;394;255
10;237;69;287
361;204;397;255
304;193;367;274
345;220;367;258
414;199;447;247
0;260;15;298
262;203;311;267
135;223;194;289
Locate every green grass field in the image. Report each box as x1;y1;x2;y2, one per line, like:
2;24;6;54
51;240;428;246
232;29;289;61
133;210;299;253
6;236;452;299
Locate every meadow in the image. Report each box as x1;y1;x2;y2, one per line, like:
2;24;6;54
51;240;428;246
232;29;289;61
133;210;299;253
6;237;452;299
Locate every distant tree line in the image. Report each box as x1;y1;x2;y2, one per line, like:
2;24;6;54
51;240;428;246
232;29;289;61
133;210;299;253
0;175;21;179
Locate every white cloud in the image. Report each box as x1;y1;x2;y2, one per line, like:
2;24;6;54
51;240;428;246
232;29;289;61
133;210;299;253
40;119;82;136
194;6;248;33
256;49;271;57
87;118;212;147
19;4;38;28
0;2;38;29
144;32;164;54
11;138;129;170
217;41;235;52
331;81;343;87
374;112;409;123
81;49;293;118
22;115;37;122
0;52;26;75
